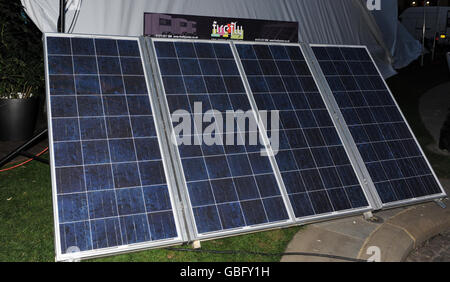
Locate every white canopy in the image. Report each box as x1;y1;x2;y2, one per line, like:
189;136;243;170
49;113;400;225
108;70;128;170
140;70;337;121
371;0;422;69
22;0;422;78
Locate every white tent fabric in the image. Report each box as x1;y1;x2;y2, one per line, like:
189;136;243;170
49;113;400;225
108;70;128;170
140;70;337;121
22;0;414;78
370;0;422;69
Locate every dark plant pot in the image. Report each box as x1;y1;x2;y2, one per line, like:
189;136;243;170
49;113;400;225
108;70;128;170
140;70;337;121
0;97;39;141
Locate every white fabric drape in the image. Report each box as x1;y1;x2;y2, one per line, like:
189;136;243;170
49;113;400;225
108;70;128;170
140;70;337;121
370;0;421;69
21;0;420;78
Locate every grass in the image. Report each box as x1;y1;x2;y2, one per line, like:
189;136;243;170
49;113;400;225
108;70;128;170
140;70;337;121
0;160;54;262
0;57;449;262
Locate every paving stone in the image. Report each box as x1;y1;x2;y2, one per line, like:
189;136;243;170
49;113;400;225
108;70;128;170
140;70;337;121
387;203;450;247
281;226;364;262
315;216;379;241
406;230;450;262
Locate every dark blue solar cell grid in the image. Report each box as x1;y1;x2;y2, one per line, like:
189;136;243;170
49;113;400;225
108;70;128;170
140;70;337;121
312;46;443;204
46;36;178;255
236;43;370;219
154;40;290;235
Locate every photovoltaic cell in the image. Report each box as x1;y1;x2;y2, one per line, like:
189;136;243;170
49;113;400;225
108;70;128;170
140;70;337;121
235;43;370;219
153;40;291;236
45;35;444;261
312;45;445;205
46;35;181;259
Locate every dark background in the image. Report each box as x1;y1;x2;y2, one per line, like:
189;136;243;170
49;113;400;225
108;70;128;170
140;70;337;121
398;0;450;13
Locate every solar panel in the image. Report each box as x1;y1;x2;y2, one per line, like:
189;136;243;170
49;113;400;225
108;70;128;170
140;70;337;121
150;39;294;238
311;45;446;207
45;34;184;261
234;42;372;220
44;34;445;261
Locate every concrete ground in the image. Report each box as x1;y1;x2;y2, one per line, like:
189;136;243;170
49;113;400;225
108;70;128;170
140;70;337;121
281;184;449;262
282;82;450;262
406;230;450;262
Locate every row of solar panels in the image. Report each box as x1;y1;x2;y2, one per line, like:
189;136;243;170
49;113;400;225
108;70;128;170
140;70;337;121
44;33;446;261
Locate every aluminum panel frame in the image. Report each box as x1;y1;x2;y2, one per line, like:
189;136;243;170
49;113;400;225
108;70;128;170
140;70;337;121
308;43;447;210
148;37;296;241
231;41;374;223
43;33;186;262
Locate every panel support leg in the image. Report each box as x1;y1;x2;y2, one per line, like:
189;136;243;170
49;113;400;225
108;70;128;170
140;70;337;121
59;247;82;262
61;257;80;263
434;199;447;209
192;240;201;249
363;211;374;220
363;211;383;223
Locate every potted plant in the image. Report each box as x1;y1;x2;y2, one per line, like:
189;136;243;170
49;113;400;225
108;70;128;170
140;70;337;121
0;1;44;141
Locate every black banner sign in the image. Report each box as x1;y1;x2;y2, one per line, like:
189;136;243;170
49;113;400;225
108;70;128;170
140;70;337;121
143;13;299;43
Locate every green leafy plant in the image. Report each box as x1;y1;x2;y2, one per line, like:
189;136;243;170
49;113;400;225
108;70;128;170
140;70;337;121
0;1;44;99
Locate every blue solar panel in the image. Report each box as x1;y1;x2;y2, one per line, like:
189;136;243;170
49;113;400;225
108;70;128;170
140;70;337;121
235;43;370;219
46;35;181;259
312;45;445;205
153;40;291;236
47;35;445;261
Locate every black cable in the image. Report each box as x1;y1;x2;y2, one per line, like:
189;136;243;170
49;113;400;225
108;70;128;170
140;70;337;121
165;247;366;262
66;0;82;33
